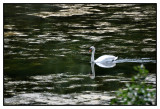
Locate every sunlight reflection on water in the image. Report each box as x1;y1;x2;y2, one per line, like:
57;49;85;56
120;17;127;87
4;3;156;105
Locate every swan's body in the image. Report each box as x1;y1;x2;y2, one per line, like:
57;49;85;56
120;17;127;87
89;46;118;68
94;55;118;63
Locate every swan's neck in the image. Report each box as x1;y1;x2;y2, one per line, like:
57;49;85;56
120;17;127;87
91;50;95;62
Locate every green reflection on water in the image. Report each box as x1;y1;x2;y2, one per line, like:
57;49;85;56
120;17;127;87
4;4;156;105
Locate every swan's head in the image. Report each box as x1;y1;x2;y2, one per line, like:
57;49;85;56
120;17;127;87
89;46;95;52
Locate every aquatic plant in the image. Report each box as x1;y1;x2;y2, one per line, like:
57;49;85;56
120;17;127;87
110;65;156;105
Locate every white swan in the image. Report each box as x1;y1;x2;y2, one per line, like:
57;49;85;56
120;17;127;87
89;46;118;68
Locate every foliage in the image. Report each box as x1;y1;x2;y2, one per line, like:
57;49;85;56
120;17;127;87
110;65;156;105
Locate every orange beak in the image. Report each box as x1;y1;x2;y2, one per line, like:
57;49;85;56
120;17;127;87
89;49;92;52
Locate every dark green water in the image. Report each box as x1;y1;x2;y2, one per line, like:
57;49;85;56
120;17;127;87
4;4;156;105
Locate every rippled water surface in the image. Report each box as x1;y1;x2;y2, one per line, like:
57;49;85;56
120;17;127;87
4;4;156;105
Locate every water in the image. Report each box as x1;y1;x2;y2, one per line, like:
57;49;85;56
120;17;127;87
4;4;156;105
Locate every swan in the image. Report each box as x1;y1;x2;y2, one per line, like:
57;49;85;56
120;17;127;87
89;46;118;68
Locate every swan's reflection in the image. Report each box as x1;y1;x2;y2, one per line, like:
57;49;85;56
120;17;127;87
89;62;95;79
89;62;116;79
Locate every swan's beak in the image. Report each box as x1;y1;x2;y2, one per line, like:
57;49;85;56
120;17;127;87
89;49;92;52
